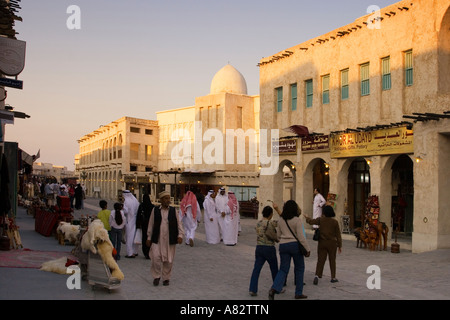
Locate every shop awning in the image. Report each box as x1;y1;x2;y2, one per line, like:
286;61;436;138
20;149;33;165
181;168;216;175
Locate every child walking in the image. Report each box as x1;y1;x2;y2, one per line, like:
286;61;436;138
109;202;126;260
249;206;279;296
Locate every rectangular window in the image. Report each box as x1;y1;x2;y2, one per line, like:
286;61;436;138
237;106;243;128
130;127;140;133
382;57;391;90
208;106;212;127
145;145;152;161
322;75;330;104
306;79;313;108
130;143;139;160
276;87;283;112
145;129;153;135
341;69;349;100
216;105;219;127
360;63;370;96
405;50;413;86
227;186;257;201
290;83;297;111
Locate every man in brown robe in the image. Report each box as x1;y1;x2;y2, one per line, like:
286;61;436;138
146;191;184;286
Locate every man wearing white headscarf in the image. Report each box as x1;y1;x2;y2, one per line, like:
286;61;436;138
222;191;240;246
215;187;228;239
203;190;220;244
122;190;140;258
179;191;201;247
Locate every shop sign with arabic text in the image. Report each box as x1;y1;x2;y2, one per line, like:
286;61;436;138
273;139;297;154
330;127;413;158
301;135;329;153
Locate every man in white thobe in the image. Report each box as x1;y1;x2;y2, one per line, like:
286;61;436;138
122;190;140;258
179;191;201;247
222;191;240;246
215;187;228;239
146;191;184;286
203;190;220;244
313;188;326;229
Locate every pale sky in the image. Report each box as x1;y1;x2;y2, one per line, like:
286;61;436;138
4;0;398;171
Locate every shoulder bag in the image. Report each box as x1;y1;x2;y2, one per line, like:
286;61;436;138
284;218;308;256
264;220;278;242
313;228;320;241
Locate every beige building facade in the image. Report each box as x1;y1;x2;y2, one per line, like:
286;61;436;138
156;64;260;203
76;65;260;205
258;0;450;253
75;117;159;201
32;162;75;182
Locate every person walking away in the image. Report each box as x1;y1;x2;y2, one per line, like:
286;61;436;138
51;182;59;204
203;190;220;244
97;200;111;238
109;202;126;260
222;191;240;246
312;188;326;229
137;194;154;259
40;181;45;199
179;191;201;247
146;191;184;286
68;184;75;209
44;181;53;206
122;190;140;258
249;206;279;296
80;184;86;209
269;200;310;300
305;205;342;284
195;191;205;220
74;184;83;210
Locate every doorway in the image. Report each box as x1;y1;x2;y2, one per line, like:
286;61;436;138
391;155;414;235
347;158;371;228
312;159;330;200
282;162;296;202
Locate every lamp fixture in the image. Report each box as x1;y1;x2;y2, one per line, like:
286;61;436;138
414;153;426;163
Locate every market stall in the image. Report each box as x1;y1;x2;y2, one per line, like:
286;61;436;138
34;196;73;237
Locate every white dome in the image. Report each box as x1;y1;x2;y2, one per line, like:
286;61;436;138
210;64;248;95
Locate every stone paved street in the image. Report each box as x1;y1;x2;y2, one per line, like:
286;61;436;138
1;197;449;304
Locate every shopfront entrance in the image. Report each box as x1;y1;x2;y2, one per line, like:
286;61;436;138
391;154;414;235
347;158;371;228
282;161;296;202
312;159;330;200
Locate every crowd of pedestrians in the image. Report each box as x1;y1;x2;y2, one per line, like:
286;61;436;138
91;187;341;299
93;187;242;287
249;189;342;300
21;179;86;210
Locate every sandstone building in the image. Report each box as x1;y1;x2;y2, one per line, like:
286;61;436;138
258;0;450;253
75;117;159;200
75;65;260;206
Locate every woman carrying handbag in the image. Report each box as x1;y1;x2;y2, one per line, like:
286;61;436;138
268;200;310;300
305;205;342;285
